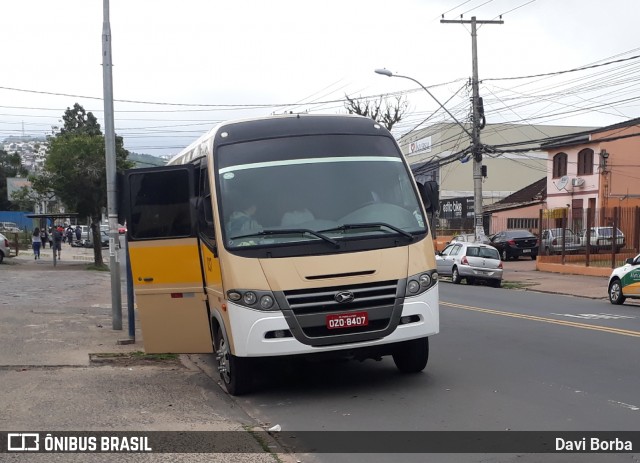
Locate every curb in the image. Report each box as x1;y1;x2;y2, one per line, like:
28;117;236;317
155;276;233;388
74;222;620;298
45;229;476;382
181;354;301;463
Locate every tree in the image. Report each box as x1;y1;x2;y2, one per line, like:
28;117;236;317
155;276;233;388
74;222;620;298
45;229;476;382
9;185;38;211
55;103;102;137
344;94;408;131
0;149;29;210
36;103;133;266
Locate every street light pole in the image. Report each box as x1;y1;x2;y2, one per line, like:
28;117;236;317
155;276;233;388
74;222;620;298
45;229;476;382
102;0;122;330
375;69;473;140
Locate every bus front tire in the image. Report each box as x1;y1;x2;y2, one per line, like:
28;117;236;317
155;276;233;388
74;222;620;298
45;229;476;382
392;337;429;373
213;325;252;396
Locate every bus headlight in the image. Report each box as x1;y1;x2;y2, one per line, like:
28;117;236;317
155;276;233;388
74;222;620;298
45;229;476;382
405;270;438;297
226;289;281;311
419;273;432;287
259;295;274;310
243;291;257;305
407;280;420;294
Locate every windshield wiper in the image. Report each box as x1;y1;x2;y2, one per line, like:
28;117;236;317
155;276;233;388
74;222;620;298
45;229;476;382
229;228;339;247
319;222;414;241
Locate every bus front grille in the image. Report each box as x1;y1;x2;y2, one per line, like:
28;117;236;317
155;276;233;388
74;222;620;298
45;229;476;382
279;280;402;346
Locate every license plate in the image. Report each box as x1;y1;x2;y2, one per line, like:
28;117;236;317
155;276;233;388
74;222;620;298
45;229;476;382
326;312;369;330
522;249;531;253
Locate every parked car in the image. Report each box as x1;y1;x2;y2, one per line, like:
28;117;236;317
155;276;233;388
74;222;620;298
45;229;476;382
541;228;582;255
607;253;640;304
578;227;625;253
83;230;109;248
449;233;491;245
0;232;11;264
436;241;503;287
0;222;21;233
489;229;538;261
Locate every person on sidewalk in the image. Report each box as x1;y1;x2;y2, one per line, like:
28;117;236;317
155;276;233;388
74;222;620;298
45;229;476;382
66;226;74;246
32;227;42;260
40;228;48;249
52;226;63;260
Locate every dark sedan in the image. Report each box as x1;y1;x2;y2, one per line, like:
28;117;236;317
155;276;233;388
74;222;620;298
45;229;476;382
489;229;539;261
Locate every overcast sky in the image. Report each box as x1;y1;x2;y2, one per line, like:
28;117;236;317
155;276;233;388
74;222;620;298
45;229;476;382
2;0;639;156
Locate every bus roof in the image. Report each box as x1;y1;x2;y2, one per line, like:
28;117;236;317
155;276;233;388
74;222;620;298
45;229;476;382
167;114;388;166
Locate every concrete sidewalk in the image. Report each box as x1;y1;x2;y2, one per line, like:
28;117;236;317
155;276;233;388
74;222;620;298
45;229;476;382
502;263;610;300
502;258;638;305
1;247;294;462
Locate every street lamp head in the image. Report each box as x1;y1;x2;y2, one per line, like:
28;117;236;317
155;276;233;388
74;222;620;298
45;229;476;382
374;68;393;77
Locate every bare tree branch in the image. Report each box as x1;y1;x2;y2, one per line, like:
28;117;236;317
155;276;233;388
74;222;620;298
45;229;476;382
344;94;408;131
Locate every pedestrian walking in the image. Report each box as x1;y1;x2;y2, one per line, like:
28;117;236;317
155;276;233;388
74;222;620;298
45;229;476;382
66;226;74;246
75;225;81;243
40;228;48;249
52;226;63;260
32;227;42;260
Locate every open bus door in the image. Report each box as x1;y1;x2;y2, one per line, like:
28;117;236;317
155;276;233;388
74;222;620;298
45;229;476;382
122;165;213;353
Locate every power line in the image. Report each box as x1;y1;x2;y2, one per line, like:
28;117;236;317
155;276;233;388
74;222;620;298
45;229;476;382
485;54;640;82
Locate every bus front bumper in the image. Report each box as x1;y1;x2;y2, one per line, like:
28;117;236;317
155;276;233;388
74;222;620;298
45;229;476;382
226;289;439;358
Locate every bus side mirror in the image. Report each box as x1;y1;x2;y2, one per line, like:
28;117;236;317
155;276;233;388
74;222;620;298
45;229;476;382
417;180;439;214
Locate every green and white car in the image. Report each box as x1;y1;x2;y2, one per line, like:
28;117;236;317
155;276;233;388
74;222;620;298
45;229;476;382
608;253;640;304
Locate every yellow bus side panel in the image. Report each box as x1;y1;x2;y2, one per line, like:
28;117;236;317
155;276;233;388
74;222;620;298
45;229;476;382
129;239;212;353
129;241;202;285
137;293;213;353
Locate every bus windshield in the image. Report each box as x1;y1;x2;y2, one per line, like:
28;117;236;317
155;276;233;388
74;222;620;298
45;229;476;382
216;134;427;249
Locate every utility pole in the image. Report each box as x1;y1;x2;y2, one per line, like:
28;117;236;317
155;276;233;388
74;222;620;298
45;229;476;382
102;0;123;330
441;16;503;241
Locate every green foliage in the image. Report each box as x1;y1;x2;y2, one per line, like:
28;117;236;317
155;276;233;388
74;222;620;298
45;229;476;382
46;134;109;218
39;102;133;219
9;185;37;211
0;149;29;210
56;103;102;137
34;102;134;265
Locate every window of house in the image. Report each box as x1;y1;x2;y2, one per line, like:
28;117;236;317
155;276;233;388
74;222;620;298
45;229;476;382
577;148;594;175
552;152;567;178
507;218;539;230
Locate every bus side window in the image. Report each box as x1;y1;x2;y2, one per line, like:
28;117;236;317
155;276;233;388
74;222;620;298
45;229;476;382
197;166;215;240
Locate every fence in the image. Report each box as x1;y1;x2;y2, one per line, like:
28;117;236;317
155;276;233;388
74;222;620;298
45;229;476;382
437;206;640;270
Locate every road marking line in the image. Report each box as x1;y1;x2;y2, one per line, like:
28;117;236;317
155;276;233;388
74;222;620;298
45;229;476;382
441;301;640;338
608;400;640;411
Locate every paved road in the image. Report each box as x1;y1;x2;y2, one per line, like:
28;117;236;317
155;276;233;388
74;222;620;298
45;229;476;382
220;281;640;463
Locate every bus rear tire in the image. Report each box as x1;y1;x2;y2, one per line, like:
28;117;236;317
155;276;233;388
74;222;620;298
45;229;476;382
213;325;252;396
392;337;429;373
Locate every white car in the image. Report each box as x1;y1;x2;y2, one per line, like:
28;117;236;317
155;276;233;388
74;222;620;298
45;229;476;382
579;227;625;253
608;254;640;304
0;222;21;233
0;232;11;264
436;241;503;287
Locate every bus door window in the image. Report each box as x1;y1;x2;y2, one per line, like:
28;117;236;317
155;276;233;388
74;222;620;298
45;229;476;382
128;169;193;240
197;165;215;241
